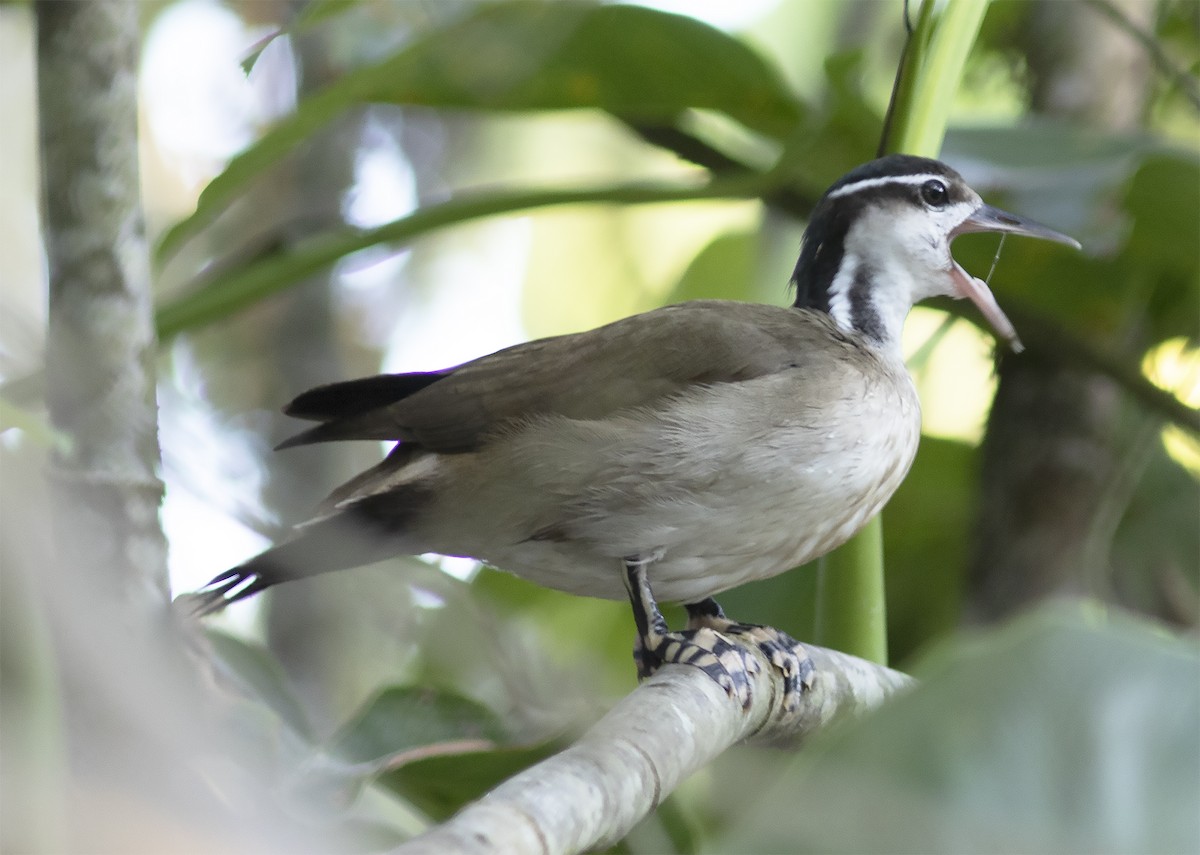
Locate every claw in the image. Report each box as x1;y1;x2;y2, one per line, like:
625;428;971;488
685;600;813;712
624;560;760;708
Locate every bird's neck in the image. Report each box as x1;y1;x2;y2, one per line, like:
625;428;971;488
792;246;914;355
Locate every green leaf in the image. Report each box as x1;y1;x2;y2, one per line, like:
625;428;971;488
206;629;313;740
771;52;880;194
377;742;563;821
882;436;975;664
156;1;801;263
154;175;767;339
707;605;1200;854
949;146;1199;348
240;0;368;74
331;686;506;765
1124;153;1200;281
664;230;757;304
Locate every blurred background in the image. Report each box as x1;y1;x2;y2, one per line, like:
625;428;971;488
2;1;1197;852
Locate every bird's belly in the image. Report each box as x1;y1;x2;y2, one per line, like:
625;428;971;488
425;369;921;603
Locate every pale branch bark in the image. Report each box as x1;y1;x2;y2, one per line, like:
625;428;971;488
393;644;913;855
37;0;168;604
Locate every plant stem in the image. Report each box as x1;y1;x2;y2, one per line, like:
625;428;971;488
815;516;888;665
812;0;991;665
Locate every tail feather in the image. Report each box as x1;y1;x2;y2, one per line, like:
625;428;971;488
181;485;431;617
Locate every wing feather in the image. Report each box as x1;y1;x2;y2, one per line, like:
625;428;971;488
282;302;844;453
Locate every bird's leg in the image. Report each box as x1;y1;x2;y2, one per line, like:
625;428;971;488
685;598;814;712
623;559;757;709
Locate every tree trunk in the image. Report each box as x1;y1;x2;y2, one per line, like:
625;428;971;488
38;0;168;605
967;0;1152;620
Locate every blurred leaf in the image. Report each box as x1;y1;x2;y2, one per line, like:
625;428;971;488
241;0;367;73
0;396;69;453
472;566;636;699
952;146;1199;350
772;52;880;194
155;176;765;339
888;0;989;158
664;230;756;304
882;436;975;665
707;605;1200;854
207;629;313;740
157;1;800;262
331;686;506;765
377;741;563;821
294;0;365;28
1111;438;1200;623
1123;153;1200;281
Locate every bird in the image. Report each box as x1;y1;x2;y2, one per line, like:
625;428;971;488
184;154;1079;709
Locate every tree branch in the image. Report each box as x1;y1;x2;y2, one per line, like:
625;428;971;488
393;643;912;855
622;120;819;218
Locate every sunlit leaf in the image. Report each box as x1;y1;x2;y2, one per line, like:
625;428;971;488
155;176;766;339
663;230;757;304
156;1;801;263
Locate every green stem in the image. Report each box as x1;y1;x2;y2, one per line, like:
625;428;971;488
815;516;887;664
812;0;991;665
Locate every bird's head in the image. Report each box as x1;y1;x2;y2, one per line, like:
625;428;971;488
791;154;1080;352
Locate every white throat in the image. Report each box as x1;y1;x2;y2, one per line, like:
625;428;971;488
826;214;929;354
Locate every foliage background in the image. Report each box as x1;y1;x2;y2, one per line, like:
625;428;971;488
1;1;1197;852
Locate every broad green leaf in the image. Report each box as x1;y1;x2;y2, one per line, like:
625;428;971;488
1111;440;1200;618
663;230;756;304
1124;154;1200;282
331;686;506;765
882;436;975;664
471;566;636;698
950;147;1199;348
206;629;314;740
155;176;767;339
157;1;802;262
889;0;990;158
377;742;563;821
707;605;1200;854
771;52;880;195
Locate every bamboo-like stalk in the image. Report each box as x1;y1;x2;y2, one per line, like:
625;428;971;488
812;0;992;665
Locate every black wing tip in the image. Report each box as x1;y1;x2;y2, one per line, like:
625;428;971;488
283;371;451;421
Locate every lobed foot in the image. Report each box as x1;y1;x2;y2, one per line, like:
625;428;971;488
624;560;761;709
633;624;760;709
686;598;814;712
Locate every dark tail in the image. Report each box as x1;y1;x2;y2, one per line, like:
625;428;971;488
181;486;428;617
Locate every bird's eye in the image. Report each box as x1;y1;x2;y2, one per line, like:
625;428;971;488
921;179;949;208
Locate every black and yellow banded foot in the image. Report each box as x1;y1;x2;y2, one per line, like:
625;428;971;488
624;560;760;710
686;597;814;712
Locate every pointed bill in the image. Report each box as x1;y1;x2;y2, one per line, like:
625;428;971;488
949;204;1081;352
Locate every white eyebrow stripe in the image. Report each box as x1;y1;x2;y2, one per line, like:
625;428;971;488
827;173;945;199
